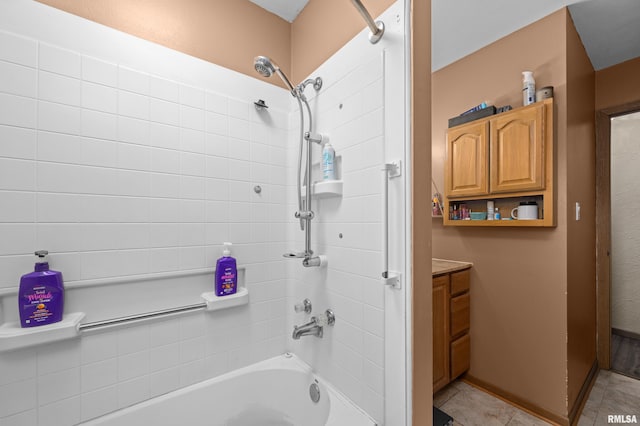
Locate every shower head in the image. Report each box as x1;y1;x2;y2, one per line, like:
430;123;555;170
253;56;296;93
254;55;275;78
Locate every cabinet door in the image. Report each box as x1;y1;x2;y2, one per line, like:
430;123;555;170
489;103;545;193
446;121;489;198
432;275;450;392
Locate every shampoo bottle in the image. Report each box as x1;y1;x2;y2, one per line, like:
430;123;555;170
215;242;237;297
322;141;335;181
522;71;536;106
19;250;64;328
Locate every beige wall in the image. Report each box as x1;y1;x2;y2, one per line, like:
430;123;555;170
37;0;396;89
595;57;640;110
36;0;291;87
432;9;571;421
565;11;597;417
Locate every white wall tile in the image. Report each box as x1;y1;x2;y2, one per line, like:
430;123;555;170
148;367;180;398
82;81;117;113
179;85;204;109
180;128;205;154
38;396;81;426
0;125;35;160
205;92;227;114
0;93;36;128
151;147;180;174
205;111;227;136
149;173;179;199
149;122;179;150
80;385;118;422
180;105;205;131
0;348;36;386
118;90;148;120
117;376;149;409
81;358;118;392
37;340;81;375
38;101;81;135
0;191;35;222
229;117;249;141
149;76;179;102
118;116;149;146
38;71;80;106
39;43;80;78
117;142;151;171
117;325;150;356
150;247;179;272
0;31;37;67
0;223;35;255
0;379;36;418
119;67;149;95
228;99;249;120
82;331;118;364
0;61;36;98
80;137;118;167
82;56;117;87
37;367;80;406
150;98;180;126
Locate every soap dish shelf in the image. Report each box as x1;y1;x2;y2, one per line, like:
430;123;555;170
201;287;249;311
302;180;343;198
0;311;85;352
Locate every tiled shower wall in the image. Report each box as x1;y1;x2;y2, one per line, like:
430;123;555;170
0;2;291;422
286;52;386;424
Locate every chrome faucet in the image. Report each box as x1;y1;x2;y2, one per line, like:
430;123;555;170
292;309;335;340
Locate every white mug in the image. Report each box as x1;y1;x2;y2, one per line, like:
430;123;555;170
511;203;538;220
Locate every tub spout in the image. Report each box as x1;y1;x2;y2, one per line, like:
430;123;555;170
292;317;323;339
292;309;335;340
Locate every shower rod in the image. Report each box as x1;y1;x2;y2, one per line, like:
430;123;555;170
350;0;385;44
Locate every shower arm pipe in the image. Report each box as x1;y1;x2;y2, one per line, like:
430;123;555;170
350;0;385;44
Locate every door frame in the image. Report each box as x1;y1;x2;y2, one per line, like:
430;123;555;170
595;100;640;369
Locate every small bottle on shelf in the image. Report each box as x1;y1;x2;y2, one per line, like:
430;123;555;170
494;207;501;220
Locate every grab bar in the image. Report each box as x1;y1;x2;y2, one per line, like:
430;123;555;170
78;303;207;332
350;0;385;44
382;161;402;289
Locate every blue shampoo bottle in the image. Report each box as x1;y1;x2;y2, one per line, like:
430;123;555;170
215;242;237;297
19;250;65;327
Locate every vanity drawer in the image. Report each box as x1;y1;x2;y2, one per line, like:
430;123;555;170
450;268;470;296
450;292;470;337
450;333;470;380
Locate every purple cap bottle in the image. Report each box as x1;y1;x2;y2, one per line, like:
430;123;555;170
18;250;65;328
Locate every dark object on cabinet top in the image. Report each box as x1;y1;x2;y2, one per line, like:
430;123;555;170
448;105;496;128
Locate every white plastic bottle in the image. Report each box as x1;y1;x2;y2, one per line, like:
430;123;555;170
522;71;536;106
487;200;494;220
322;141;335;181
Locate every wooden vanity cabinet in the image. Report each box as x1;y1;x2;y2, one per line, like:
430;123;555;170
433;267;471;393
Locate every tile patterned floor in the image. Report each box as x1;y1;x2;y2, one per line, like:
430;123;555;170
433;370;640;426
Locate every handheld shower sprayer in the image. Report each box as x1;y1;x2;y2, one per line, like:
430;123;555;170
253;55;325;268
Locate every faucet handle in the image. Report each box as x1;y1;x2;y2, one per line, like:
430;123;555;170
294;298;312;314
316;309;335;327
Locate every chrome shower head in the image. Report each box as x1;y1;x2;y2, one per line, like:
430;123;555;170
253;55;296;93
254;56;274;78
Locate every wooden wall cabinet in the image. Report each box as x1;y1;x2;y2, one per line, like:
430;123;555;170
443;98;554;227
433;268;471;393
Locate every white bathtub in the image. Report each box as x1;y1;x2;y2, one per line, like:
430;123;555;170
81;353;377;426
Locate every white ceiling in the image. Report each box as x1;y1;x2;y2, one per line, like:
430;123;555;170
249;0;309;22
253;0;640;72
